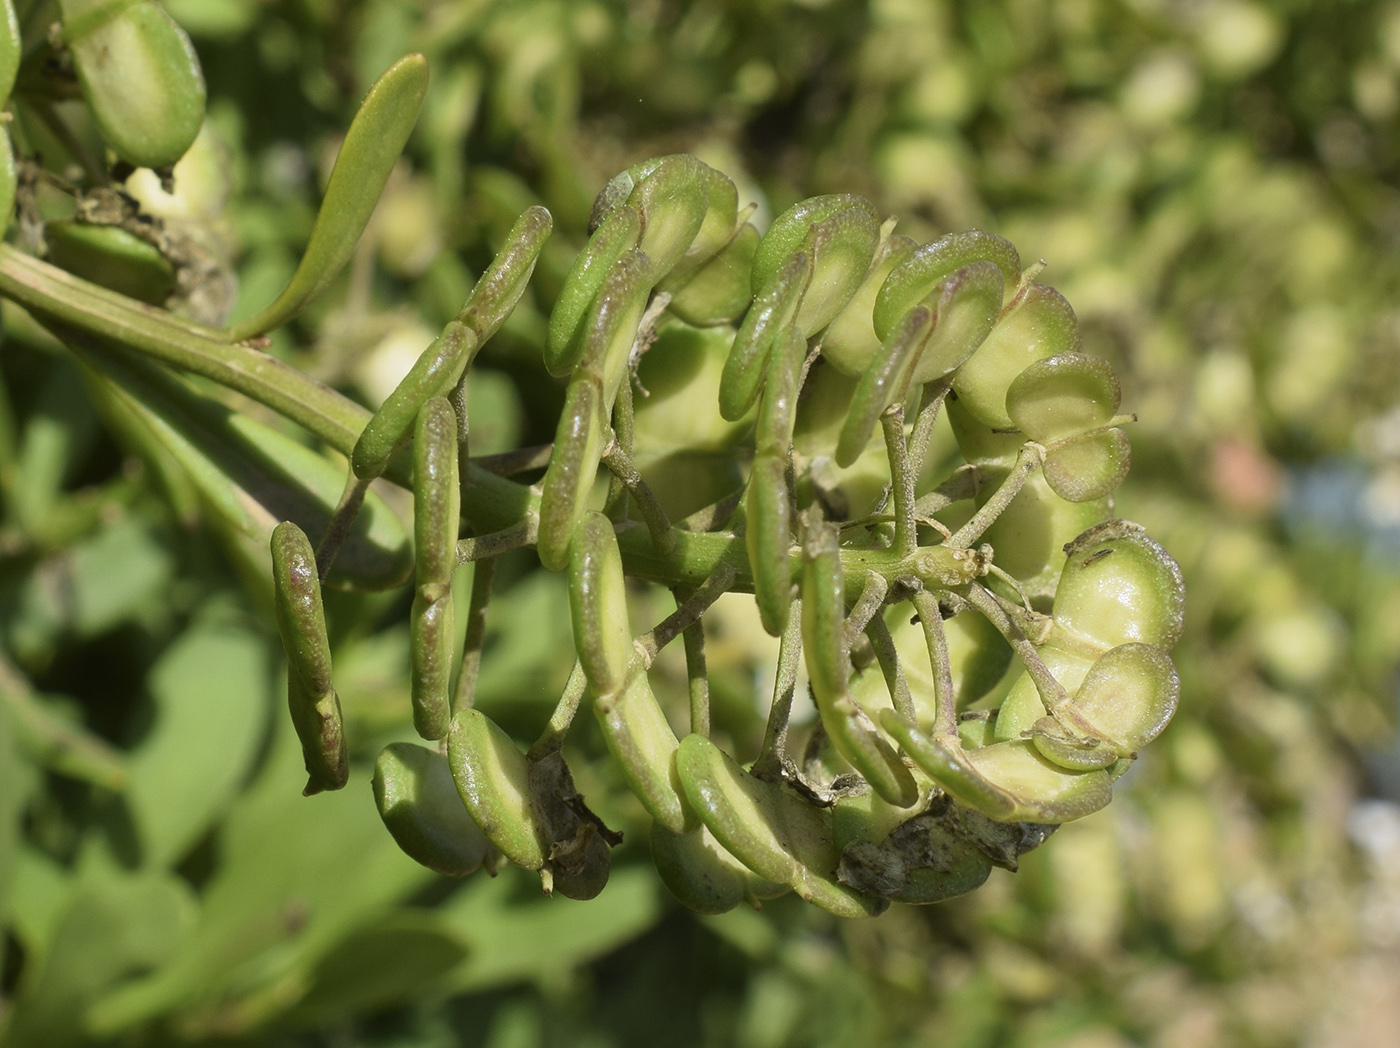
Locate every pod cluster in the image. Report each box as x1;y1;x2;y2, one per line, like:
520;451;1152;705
264;150;1183;914
2;30;1182;915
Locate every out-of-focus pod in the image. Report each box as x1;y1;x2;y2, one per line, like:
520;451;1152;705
373;742;492;876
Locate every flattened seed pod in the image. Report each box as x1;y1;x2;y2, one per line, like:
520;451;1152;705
651;821;787;914
626;154;715;284
821;231;918;377
746;326;805;635
951;283;1081;431
0;0;17;103
872;230;1020;342
60;0;205;170
374;742;491;876
409;397;460;740
1052;520;1187;652
668;221;760;327
836;303;935;468
446;708;546;869
800;522;918;807
547;206;641;375
718;249;811;422
568;511;632;699
271;522;348;795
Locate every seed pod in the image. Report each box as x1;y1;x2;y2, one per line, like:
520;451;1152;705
271;522;348;795
668;221;759;327
880;710;1113;824
351;321;476;481
408;398;459;740
746;326;804;635
1052;520;1187;652
0;0;17;103
718;249;810;422
834;791;994;904
0;126;16;235
446;709;547;869
595;660;697;834
460;205;553;343
568;511;633;699
909;260;1005;385
627;154;715;284
951;283;1081;431
872;230;1020;342
835;304;934;468
228;54;428;339
751;195;881;336
547;205;641;375
60;0;205;170
537;251;651;571
821;231;918;377
676;733;887;917
651;821;788;914
655;163;741;292
44;222;176;306
801;521;918;808
373;742;491;876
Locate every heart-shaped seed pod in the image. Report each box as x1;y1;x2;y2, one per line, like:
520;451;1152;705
1052;520;1187;652
373;743;492;876
1048;642;1180;758
271;522;348;795
872;230;1020;342
667;221;759;327
751;195;882;337
881;710;1113;824
907;260;1006;386
820;229;918;377
950;283;1081;430
676;733;887;917
1042;429;1132;503
61;0;206;170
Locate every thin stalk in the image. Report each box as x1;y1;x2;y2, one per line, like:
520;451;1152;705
452;556;495;712
456;516;537;562
961;581;1070;712
634;562;736;666
679;615;710;737
601;435;676;556
472;443;552;477
751;598;803;783
947;443;1044;549
911;589;957;737
913;464;980;518
880;406;917;555
528;662;588;759
841;571;888;650
906;381;948;482
603;381;633;521
865;612;915;721
314;473;371;580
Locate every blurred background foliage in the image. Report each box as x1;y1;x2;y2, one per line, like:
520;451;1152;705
3;0;1400;1045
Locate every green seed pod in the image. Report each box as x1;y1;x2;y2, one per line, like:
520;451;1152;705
676;733;887;917
60;0;205;170
627;154;715;284
1006;352;1121;442
373;742;491;876
1052;520;1186;652
718;249;811;421
1042;429;1132;503
0;127;17;235
872;230;1020;342
271;522;348;795
460;205;553;343
446;709;547;870
951;283;1081;431
746;326;804;635
801;522;918;808
228;54;428;340
0;0;17;103
44;222;177;305
413;398;460;591
751;195;881;336
546;205;641;375
880;710;1113;824
1028;718;1120;770
651;821;787;914
568;511;633;699
908;260;1005;385
993;648;1093;743
835;304;934;468
352;321;476;480
595;660;697;834
409;591;454;741
820;231;918;377
667;221;760;327
1053;642;1180;758
656;163;741;292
